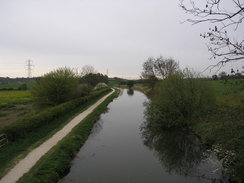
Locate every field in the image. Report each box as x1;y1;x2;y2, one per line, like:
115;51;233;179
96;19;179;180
0;82;35;90
0;83;21;89
0;91;34;127
206;79;244;106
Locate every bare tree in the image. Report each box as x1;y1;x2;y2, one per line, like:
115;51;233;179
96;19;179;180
154;56;179;78
180;0;244;68
141;57;158;80
141;56;179;80
80;65;97;76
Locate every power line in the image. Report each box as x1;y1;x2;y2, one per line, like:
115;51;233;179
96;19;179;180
25;59;34;78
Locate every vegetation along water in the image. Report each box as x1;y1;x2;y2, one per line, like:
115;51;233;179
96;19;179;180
57;89;226;183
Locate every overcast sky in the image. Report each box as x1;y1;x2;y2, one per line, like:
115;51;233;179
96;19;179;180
0;0;243;78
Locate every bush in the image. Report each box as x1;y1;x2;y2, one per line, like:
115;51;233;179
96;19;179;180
146;72;215;129
31;68;80;108
1;88;111;141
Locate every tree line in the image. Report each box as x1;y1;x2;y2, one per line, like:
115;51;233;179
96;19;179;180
32;66;108;108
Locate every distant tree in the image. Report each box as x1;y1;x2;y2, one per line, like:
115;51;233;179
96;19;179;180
127;80;134;89
141;57;157;80
80;65;97;76
18;83;27;90
218;71;227;80
141;56;179;80
154;56;179;78
212;74;218;80
141;56;179;88
180;0;244;67
32;67;80;107
80;73;108;87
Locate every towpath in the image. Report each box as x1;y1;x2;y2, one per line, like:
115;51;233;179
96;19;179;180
0;89;115;183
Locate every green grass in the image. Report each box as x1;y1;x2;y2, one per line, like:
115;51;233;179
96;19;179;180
0;82;35;89
17;89;119;183
205;80;244;107
0;91;32;109
206;80;243;95
0;83;21;89
108;80;120;87
193;79;244;181
0;89;112;179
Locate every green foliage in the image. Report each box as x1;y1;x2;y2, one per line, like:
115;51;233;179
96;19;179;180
80;73;108;87
127;80;134;88
146;72;215;128
77;84;92;97
31;68;80;107
17;90;118;183
0;83;21;89
18;83;27;90
1;88;111;142
0;82;35;91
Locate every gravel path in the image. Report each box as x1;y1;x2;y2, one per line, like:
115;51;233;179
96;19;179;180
0;89;114;183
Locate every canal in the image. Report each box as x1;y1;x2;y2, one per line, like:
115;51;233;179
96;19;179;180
60;89;226;183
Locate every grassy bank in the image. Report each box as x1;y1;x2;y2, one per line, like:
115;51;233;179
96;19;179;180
143;79;244;181
0;88;111;178
192;80;244;181
17;89;119;183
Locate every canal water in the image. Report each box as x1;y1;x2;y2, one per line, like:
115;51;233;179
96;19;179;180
59;89;226;183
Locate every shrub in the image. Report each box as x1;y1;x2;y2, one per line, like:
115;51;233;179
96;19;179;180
146;72;215;129
31;68;80;108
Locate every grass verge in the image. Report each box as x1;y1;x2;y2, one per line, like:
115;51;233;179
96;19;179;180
0;89;112;178
17;89;119;183
191;80;244;181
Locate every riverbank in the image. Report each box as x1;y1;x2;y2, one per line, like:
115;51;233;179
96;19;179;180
139;79;244;181
192;80;244;181
16;89;119;183
0;88;112;179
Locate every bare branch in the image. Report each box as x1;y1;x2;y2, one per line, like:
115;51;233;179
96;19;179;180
180;0;244;67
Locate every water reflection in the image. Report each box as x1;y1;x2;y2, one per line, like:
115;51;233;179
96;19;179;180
59;89;228;183
141;113;227;182
127;89;134;96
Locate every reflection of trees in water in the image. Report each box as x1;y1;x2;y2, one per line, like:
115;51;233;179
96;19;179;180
127;89;134;96
90;107;110;136
141;122;204;176
141;105;227;182
91;119;103;136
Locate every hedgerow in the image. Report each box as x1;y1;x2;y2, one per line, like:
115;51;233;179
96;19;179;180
1;88;111;141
